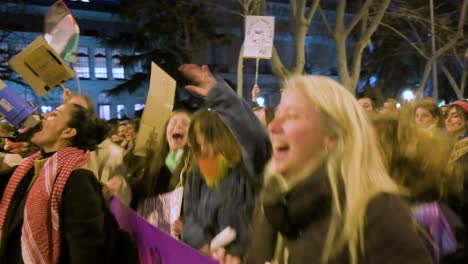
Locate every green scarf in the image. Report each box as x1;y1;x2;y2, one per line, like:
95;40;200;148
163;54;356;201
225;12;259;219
165;148;184;173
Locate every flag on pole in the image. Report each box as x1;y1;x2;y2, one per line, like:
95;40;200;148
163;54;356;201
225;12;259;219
44;0;80;63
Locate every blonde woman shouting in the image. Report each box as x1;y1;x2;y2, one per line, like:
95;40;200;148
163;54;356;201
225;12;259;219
244;75;432;264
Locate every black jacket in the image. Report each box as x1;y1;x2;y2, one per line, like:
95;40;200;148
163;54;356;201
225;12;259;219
246;168;433;264
0;165;137;264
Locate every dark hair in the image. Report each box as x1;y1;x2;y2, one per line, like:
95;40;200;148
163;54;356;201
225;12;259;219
252;107;276;126
67;103;110;151
448;104;468;121
264;107;275;125
69;94;95;115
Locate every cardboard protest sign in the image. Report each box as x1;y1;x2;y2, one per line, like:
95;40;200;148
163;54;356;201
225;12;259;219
110;197;217;264
133;62;176;157
8;36;76;96
243;16;275;59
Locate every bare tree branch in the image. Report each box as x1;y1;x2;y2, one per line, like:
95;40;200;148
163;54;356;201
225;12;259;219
457;0;467;32
270;46;289;83
406;20;424;51
461;70;467;96
452;47;464;68
335;0;346;32
441;64;463;99
290;0;298;19
345;0;373;36
305;0;320;24
360;0;391;41
318;6;333;35
379;22;427;58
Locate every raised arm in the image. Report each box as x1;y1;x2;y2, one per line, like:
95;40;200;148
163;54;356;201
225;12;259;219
178;64;271;181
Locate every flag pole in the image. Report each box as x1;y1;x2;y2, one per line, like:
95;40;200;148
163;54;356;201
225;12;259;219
73;64;82;95
255;57;259;86
76;75;82;95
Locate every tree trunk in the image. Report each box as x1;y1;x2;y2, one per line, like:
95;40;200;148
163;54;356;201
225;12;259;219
441;64;463;99
291;24;308;74
270;46;289;85
416;62;432;99
237;43;245;96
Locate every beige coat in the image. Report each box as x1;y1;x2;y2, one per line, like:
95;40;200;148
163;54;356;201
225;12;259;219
84;138;131;205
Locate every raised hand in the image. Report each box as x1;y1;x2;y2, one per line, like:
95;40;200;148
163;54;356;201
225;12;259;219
212;248;242;264
61;84;73;103
178;64;217;97
4;139;37;157
251;84;260;102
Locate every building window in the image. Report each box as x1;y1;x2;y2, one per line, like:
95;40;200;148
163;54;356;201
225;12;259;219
134;104;145;111
112;49;125;79
94;48;108;79
40;106;53;114
99;104;111;120
15;43;27;53
0;43;8;77
98;92;110;104
117;104;126;119
76;47;90;78
134;52;144;73
0;43;7;52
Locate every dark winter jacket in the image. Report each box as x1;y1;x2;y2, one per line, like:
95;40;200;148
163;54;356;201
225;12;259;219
246;167;433;264
0;160;137;264
181;77;272;256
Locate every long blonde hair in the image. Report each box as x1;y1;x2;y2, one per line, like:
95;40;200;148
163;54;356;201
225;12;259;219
276;75;401;263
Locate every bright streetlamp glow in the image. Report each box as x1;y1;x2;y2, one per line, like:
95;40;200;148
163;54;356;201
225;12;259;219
402;90;415;101
256;97;265;107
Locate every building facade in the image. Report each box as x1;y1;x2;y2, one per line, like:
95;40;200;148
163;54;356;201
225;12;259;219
0;0;341;119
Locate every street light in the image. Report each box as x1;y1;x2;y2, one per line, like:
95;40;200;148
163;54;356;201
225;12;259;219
256;97;265;107
402;90;415;101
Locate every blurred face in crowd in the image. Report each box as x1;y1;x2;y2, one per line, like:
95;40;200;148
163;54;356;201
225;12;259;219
384;101;395;110
166;112;191;150
195;131;216;160
358;98;374;112
445;107;468;136
440;105;449;117
125;123;136;141
110;133;121;144
268;89;330;178
415;107;438;129
32;104;76;152
382;100;398;115
117;124;127;141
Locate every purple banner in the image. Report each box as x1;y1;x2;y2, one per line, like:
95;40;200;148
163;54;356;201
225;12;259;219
110;197;218;264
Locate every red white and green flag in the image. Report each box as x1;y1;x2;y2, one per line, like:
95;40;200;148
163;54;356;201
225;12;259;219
44;0;80;63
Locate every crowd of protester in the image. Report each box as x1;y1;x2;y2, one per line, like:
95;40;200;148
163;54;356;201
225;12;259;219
0;64;467;263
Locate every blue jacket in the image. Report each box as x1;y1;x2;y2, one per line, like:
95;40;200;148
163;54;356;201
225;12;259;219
181;77;272;256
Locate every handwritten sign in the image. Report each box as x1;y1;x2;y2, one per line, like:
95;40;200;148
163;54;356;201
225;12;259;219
8;36;76;96
243;16;275;59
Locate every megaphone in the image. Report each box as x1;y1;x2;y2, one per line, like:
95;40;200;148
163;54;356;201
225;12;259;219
0;79;41;131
